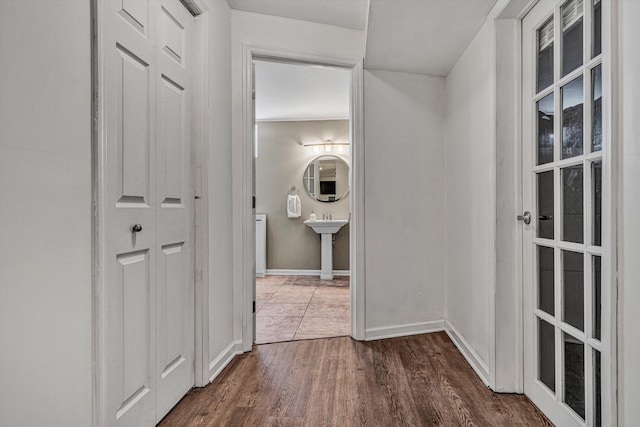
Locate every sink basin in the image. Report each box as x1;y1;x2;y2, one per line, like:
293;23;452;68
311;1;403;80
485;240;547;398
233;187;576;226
303;219;348;234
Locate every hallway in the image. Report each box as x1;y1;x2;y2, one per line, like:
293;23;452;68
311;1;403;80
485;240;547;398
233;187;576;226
159;332;551;426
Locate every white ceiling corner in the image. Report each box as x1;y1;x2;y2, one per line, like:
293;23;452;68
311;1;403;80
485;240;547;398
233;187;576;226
364;0;498;76
226;0;369;31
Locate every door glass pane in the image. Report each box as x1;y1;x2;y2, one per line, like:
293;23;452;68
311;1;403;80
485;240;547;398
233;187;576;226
594;349;602;427
562;165;584;243
562;76;584;159
593;255;601;340
538;17;554;92
562;0;584;77
564;332;585;419
537;93;555;165
563;250;584;330
593;161;602;245
592;65;603;152
538;171;555;239
538;318;556;392
593;0;602;58
538;246;555;315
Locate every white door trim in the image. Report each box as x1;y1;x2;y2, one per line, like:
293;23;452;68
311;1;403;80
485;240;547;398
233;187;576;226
600;0;618;424
493;0;535;394
236;45;365;351
190;9;210;389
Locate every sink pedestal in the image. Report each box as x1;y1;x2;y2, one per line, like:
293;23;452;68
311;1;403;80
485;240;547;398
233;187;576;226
320;233;334;280
303;219;348;281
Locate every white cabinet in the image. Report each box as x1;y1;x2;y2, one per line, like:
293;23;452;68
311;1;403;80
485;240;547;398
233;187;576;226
255;214;266;277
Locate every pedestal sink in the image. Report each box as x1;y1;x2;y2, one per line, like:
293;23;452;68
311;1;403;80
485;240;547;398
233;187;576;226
303;219;348;280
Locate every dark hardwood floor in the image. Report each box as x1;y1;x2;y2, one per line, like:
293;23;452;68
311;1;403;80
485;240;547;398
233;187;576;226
159;332;552;426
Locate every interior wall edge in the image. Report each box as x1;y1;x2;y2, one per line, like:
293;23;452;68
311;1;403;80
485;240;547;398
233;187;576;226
208;340;244;384
445;321;491;387
365;320;445;341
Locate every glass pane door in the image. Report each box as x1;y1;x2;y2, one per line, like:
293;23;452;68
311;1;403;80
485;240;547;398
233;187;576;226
522;0;604;425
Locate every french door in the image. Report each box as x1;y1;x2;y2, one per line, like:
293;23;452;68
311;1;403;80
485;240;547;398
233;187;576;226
522;0;607;426
100;0;195;425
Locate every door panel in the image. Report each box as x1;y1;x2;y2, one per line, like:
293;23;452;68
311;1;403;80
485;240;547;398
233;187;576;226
121;0;149;35
155;0;194;421
105;0;157;425
117;46;152;203
522;0;604;426
116;250;152;420
158;242;187;378
103;0;194;425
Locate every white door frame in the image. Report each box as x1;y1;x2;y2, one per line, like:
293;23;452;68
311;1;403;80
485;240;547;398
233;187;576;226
512;0;617;424
494;3;617;422
237;45;365;351
92;1;209;424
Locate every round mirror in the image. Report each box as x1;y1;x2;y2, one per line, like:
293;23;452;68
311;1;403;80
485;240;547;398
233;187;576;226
302;155;349;203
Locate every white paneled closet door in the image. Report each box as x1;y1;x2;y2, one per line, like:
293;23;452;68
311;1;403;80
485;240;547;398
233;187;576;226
102;1;194;425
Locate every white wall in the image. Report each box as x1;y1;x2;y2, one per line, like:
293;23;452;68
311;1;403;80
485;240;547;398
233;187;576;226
363;69;447;338
444;20;494;382
618;0;640;423
0;1;92;425
202;0;237;381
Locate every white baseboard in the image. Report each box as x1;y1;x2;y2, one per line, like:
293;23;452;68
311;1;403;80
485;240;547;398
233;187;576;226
208;340;243;383
364;320;445;341
445;321;490;387
265;269;350;277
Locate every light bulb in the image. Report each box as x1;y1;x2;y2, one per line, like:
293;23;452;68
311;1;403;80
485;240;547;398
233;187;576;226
325;144;332;152
313;145;319;153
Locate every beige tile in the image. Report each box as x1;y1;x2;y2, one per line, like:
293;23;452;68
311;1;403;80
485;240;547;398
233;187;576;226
294;315;350;339
257;303;308;316
304;301;350;318
284;276;320;286
313;287;350;296
255;315;302;344
317;280;348;287
257;275;288;285
309;292;349;305
256;283;285;293
256;292;274;310
278;284;317;292
255;275;352;343
268;290;315;304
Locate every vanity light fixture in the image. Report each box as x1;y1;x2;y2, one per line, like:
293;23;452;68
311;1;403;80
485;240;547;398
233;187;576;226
303;139;349;153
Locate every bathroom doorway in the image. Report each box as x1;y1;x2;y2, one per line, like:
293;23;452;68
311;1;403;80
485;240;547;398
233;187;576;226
253;59;352;344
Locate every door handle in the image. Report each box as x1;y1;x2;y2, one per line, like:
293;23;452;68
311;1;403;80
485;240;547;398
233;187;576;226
130;224;143;233
517;211;531;225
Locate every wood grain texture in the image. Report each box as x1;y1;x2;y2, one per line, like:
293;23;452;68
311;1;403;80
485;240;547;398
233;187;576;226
158;332;553;426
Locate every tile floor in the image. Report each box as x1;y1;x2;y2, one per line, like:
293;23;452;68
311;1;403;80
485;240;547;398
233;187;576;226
255;275;350;344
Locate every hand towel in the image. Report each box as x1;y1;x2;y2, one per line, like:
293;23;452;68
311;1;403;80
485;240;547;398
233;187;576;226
287;194;301;218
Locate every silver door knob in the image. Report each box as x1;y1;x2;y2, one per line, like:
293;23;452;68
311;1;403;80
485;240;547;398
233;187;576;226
517;211;531;225
130;224;143;233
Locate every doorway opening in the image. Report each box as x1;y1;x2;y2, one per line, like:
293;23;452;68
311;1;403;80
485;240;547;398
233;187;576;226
253;59;352;344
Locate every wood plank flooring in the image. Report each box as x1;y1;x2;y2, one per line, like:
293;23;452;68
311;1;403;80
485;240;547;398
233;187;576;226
159;332;552;426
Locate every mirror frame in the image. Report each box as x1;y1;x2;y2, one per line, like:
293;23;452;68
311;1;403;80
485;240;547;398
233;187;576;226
302;155;350;203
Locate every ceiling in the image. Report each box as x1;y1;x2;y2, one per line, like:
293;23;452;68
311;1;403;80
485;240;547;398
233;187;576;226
365;0;498;76
254;60;350;122
226;0;369;31
231;0;498;116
